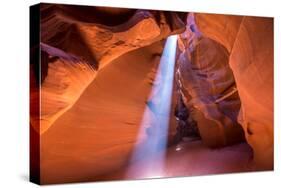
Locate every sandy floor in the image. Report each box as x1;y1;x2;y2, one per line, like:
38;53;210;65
98;140;254;181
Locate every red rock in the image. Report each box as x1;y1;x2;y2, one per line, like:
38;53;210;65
31;4;186;134
177;14;244;147
194;14;273;170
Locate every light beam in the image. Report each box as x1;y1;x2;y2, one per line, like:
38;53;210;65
126;35;178;179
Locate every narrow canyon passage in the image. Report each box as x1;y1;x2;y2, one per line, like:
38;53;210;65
31;5;273;184
40;36;253;184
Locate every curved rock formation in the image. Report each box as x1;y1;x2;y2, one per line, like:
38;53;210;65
194;13;243;52
32;43;97;134
40;41;174;184
176;14;244;148
30;4;186;134
194;14;273;170
40;4;186;69
30;5;273;184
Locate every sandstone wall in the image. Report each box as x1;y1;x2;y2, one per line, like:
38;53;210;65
30;4;186;134
194;14;273;170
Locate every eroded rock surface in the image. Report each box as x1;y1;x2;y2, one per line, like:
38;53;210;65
40;41;177;184
30;4;186;134
194;14;273;170
176;13;244;148
30;5;273;183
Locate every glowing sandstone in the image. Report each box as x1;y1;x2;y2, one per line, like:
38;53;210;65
31;4;186;134
30;6;273;184
195;14;273;170
176;13;244;148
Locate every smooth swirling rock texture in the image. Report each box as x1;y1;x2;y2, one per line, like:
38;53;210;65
176;13;244;148
30;5;273;183
30;4;186;134
195;14;273;170
40;42;177;184
32;43;97;134
194;13;243;52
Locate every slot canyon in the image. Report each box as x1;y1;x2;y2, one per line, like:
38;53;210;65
30;4;273;184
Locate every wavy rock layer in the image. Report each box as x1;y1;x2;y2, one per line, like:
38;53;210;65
40;42;179;184
40;4;186;69
30;44;97;134
176;14;244;148
30;5;273;183
195;14;273;170
30;4;186;134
